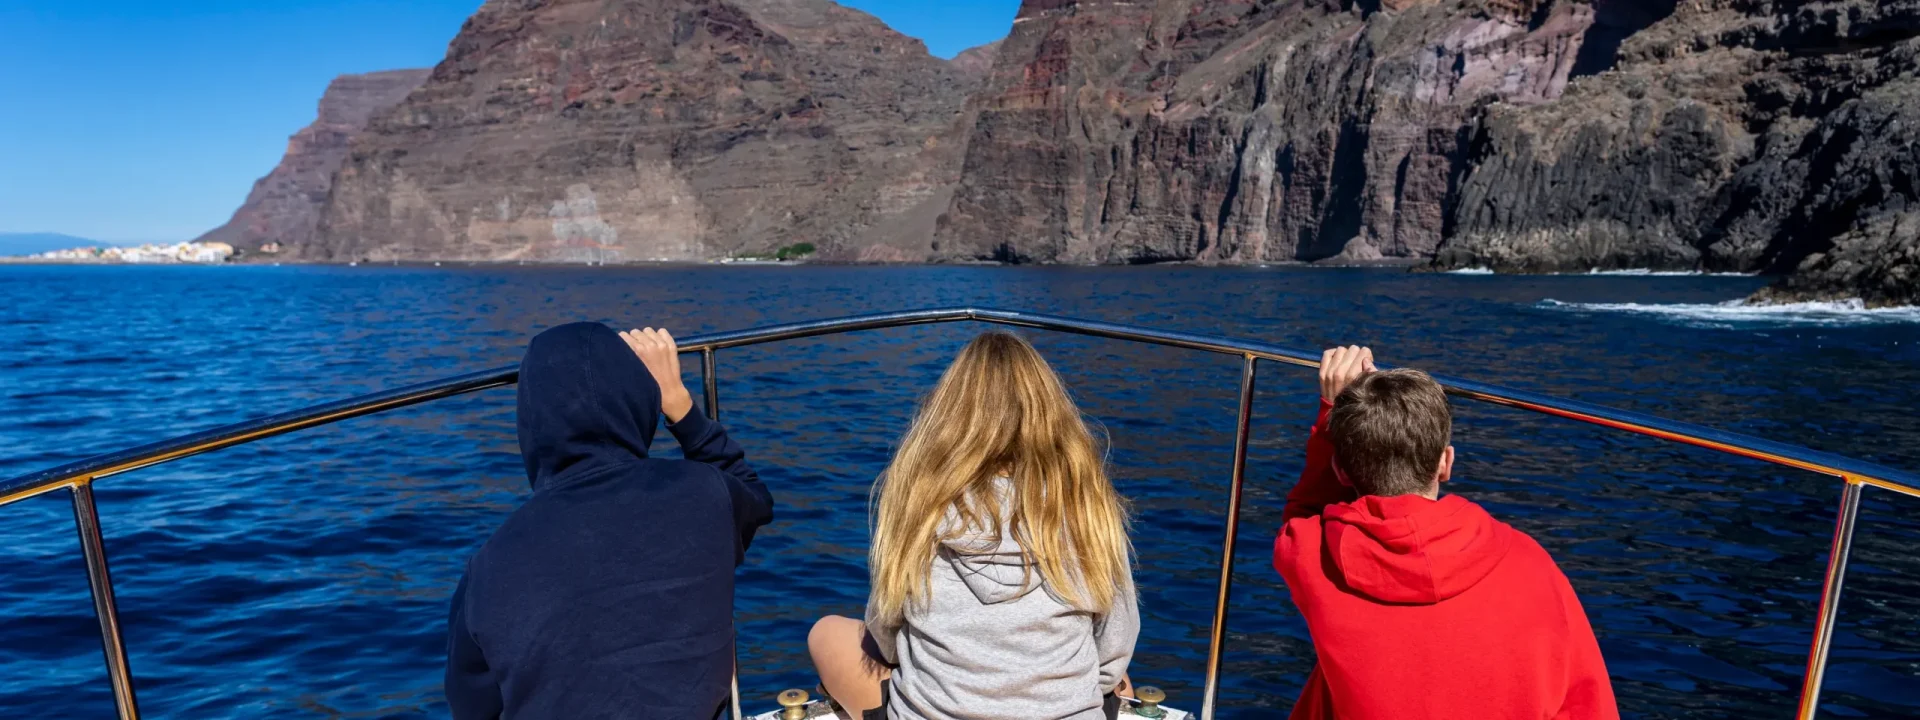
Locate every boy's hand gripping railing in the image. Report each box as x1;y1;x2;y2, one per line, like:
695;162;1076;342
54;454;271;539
2;307;1914;720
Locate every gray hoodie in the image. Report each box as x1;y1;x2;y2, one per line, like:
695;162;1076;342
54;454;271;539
865;484;1138;720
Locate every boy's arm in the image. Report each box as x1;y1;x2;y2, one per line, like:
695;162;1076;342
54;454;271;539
1282;399;1354;521
625;327;775;564
444;572;504;720
1280;346;1372;521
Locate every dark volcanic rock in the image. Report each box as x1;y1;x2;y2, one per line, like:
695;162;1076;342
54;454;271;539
197;70;429;253
933;0;1594;263
1436;0;1920;304
312;0;971;262
1743;78;1920;307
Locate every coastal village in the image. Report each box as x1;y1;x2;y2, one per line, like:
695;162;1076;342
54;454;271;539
18;241;236;264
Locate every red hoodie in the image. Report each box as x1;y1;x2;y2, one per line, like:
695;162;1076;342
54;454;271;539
1271;401;1618;720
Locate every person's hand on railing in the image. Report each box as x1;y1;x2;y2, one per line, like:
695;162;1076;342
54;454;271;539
621;328;695;423
1320;345;1376;403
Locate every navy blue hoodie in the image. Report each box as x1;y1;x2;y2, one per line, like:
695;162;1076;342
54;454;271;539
445;322;774;720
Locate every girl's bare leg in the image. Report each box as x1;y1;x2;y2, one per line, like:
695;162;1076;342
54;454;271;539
808;615;890;715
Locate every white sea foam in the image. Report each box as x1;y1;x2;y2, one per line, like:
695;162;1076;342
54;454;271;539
1583;268;1757;276
1445;267;1753;276
1538;298;1920;328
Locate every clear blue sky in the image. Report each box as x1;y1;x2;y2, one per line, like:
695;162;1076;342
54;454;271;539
0;0;1018;244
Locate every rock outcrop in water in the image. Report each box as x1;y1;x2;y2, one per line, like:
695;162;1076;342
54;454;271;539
196;70;429;253
308;0;976;262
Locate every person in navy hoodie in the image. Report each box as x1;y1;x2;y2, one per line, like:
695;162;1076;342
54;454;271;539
444;322;774;720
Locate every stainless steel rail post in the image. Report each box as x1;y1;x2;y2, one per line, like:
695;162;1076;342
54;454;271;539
703;348;742;720
71;482;140;720
703;349;721;422
1200;356;1258;720
1796;478;1865;720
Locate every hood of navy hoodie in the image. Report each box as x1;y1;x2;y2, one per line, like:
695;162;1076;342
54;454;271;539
1321;493;1511;604
515;322;660;490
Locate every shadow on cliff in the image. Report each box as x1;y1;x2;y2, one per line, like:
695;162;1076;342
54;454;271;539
1569;0;1678;77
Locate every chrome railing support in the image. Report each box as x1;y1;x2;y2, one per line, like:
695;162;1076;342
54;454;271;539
71;482;140;720
1200;355;1258;720
1796;478;1864;720
703;349;721;422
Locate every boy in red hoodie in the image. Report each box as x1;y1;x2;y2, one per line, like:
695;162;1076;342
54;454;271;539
1272;346;1618;720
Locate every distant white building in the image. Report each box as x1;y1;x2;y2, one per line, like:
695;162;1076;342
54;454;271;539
33;241;233;264
183;242;233;263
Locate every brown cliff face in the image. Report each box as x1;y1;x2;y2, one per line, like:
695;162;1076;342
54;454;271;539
933;0;1594;263
312;0;971;262
196;70;429;253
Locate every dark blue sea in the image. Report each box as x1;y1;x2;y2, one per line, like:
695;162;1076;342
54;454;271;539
3;265;1918;719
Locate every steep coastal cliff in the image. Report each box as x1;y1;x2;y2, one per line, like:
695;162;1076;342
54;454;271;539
934;0;1592;264
196;70;429;253
309;0;974;262
213;0;1918;303
931;0;1917;305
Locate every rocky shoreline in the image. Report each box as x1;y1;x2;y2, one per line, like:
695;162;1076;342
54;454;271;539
195;0;1919;306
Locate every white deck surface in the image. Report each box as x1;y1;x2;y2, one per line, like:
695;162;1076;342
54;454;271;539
748;699;1193;719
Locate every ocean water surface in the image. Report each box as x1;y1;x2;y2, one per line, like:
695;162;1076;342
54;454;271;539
1;265;1916;719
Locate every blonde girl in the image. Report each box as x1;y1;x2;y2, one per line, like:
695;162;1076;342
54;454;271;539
807;331;1138;719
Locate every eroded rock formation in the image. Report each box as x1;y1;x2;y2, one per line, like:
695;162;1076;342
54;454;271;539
196;70;429;253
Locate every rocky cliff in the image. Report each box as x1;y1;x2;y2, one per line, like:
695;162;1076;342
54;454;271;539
1437;0;1920;305
196;70;429;253
222;0;1918;303
933;0;1595;263
929;0;1916;304
308;0;975;262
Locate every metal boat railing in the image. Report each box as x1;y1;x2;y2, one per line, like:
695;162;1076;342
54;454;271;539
2;307;1914;720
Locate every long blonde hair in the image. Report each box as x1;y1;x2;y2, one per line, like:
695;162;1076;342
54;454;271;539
868;331;1131;628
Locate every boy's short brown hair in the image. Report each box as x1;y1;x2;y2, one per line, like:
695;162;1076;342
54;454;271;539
1327;368;1453;497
